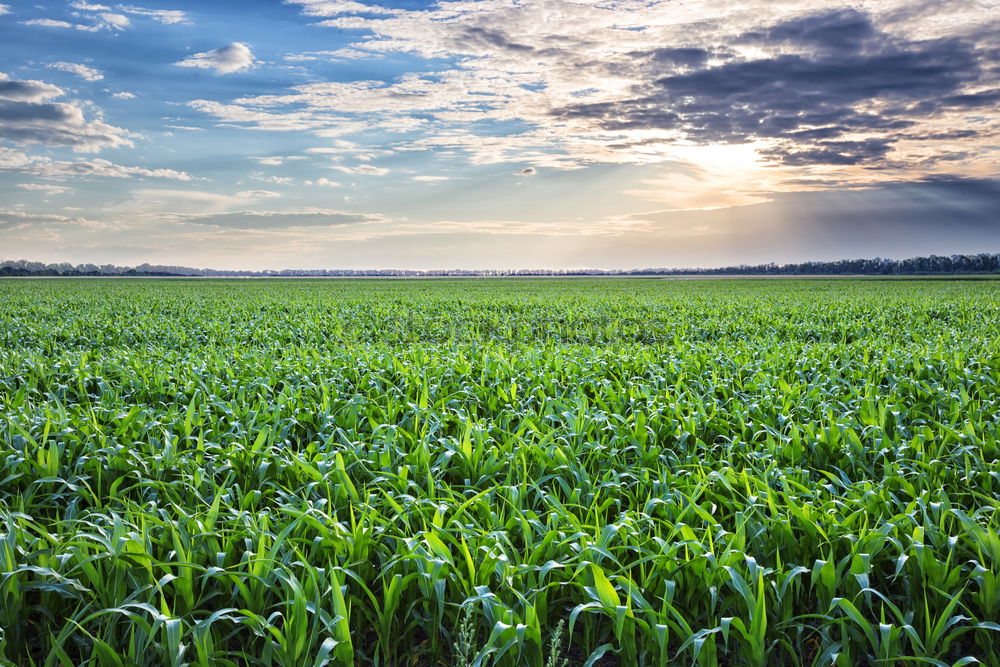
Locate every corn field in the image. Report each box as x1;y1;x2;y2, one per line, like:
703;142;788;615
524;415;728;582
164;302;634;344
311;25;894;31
1;278;999;666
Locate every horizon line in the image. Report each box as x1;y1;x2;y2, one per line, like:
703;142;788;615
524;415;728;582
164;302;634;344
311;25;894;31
3;253;999;277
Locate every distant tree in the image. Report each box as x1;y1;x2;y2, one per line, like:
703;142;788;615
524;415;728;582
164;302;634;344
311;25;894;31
0;254;998;278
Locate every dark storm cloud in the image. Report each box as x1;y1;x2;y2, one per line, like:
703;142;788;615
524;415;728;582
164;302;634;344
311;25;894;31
742;8;877;54
764;139;894;166
554;9;997;167
180;210;382;229
930;88;1000;110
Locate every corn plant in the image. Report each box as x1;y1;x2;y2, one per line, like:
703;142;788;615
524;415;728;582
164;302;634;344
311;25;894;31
0;277;999;665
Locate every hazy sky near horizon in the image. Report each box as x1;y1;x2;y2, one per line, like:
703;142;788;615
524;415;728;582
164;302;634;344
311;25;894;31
1;0;998;269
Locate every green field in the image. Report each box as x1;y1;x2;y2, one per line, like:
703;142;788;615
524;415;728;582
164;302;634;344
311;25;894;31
2;278;999;666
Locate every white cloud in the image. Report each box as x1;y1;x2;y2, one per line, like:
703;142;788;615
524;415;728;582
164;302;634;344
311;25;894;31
97;12;130;29
305;177;341;187
236;189;281;198
302;141;393;162
176;43;255;74
47;62;104;82
0;147;33;170
16;183;71;194
0;209;103;232
291;1;398;17
112;91;137;99
70;2;188;26
0;4;10;16
111;189;240;219
331;164;388;176
26;9;131;31
118;5;190;24
0;147;192;180
284;48;377;62
23;18;74;28
413;175;451;181
250;173;293;184
176;207;386;229
35;158;192;180
188;98;363;133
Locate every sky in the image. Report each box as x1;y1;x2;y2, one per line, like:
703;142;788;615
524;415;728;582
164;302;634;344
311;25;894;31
0;0;998;270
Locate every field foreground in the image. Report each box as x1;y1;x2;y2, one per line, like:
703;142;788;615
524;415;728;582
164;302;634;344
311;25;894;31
1;278;999;666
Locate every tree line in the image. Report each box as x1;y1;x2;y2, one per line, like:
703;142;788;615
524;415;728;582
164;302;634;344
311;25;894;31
1;253;998;277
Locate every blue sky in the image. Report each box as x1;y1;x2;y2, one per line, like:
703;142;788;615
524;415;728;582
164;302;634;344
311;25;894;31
1;0;998;269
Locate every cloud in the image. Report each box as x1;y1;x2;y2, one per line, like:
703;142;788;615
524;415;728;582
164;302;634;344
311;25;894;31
250;173;293;184
0;148;192;180
179;208;384;229
554;8;997;168
413;175;451;182
47;62;104;82
112;91;137;100
195;0;993;195
765;140;894;167
514;167;537;176
16;183;71;194
291;1;399;18
235;189;281;199
70;13;130;31
41;159;191;179
118;5;190;24
70;2;188;26
188;98;362;133
331;164;388;176
284;48;378;62
0;146;32;170
305;177;341;187
0;4;10;16
96;12;130;29
119;188;243;215
0;209;100;231
0;74;63;101
24;9;131;31
0;74;132;151
176;43;255;74
22;18;75;28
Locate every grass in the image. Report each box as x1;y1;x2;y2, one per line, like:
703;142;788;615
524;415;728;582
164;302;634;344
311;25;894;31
1;277;999;666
